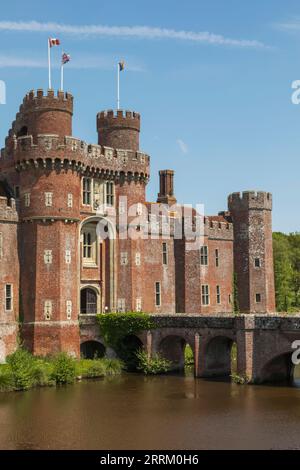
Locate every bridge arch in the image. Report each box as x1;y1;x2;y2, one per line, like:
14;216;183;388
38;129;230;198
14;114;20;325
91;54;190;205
203;335;236;378
258;348;298;384
119;334;144;371
157;334;195;372
80;340;106;359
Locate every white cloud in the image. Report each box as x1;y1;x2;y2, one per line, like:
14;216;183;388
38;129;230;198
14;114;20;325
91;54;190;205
0;54;143;71
0;20;267;48
177;139;188;154
275;18;300;32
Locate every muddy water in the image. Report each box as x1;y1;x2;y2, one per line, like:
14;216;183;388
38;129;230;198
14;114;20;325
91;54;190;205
0;373;300;450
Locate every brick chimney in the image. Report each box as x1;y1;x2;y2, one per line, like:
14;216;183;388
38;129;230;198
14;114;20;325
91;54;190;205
157;169;177;205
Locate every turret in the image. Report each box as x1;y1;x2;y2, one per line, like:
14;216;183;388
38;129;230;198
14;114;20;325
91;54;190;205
228;191;275;314
7;89;73;145
97;109;140;151
5;90;80;357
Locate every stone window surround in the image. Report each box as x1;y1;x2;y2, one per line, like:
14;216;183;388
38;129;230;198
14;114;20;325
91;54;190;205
82;224;98;267
155;281;161;307
121;252;128;266
45;192;53;207
215;248;219;267
82;177;92;206
5;284;13;312
67;193;73;208
216;285;221;304
136;298;142;312
44;249;53;265
24;192;30;207
200;246;209;266
162;242;168;265
201;284;210;306
44;300;52;320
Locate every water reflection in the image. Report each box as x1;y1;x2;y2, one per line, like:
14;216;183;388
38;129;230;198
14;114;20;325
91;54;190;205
0;373;300;449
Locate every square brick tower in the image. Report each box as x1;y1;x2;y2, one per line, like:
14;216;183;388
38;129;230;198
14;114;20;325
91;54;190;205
228;191;275;313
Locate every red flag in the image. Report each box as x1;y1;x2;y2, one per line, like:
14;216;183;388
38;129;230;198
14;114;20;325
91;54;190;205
49;38;60;47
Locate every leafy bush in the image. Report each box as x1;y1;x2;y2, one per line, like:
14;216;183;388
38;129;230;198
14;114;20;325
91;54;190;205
0;367;14;392
136;350;172;375
77;358;123;378
77;359;106;378
230;372;250;385
51;352;76;384
184;345;194;366
32;359;55;387
102;358;123;375
0;349;123;393
6;348;35;390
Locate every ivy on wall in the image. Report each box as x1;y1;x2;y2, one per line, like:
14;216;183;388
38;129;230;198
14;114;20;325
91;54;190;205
97;312;155;369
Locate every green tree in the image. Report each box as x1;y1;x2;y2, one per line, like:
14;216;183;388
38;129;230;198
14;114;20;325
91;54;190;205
273;232;294;312
232;272;240;315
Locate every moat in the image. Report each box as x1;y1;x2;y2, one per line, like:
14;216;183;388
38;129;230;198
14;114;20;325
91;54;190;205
1;372;300;450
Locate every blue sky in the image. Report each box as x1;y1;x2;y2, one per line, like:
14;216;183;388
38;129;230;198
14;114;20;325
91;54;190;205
0;0;300;232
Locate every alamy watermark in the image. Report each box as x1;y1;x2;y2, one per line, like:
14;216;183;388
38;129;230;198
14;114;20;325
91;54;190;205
0;80;6;104
94;198;205;251
291;340;300;365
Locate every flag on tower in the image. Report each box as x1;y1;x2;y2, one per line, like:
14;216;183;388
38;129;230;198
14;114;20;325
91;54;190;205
62;53;71;65
117;61;125;109
49;38;60;47
48;38;61;89
60;53;71;90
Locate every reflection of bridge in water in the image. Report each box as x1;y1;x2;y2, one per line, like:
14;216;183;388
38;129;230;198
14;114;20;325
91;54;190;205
80;314;300;384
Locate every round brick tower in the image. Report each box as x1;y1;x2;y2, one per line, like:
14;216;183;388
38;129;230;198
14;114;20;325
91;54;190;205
97;109;148;313
97;109;140;151
14;89;73;142
14;90;80;357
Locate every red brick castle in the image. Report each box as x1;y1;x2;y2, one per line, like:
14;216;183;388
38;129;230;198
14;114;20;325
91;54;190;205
0;89;275;360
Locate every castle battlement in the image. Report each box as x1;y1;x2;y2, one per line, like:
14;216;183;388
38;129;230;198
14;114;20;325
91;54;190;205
7;134;150;178
228;191;272;211
203;217;233;240
20;89;73;115
0;196;18;222
97;109;140;122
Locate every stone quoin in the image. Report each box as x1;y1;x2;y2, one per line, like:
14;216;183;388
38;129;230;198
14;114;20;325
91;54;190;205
0;88;275;360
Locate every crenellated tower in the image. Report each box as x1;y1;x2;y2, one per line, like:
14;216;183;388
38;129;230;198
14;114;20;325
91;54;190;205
97;109;140;151
96;109;147;313
0;89;80;357
228;191;275;313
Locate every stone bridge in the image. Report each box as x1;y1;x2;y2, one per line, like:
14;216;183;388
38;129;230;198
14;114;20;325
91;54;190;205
79;314;300;384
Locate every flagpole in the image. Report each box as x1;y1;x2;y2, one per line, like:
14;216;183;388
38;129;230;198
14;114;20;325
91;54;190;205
61;63;64;91
117;62;120;110
60;52;64;91
48;39;51;89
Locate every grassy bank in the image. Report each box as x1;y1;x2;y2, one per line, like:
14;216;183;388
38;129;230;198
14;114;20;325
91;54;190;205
0;349;123;392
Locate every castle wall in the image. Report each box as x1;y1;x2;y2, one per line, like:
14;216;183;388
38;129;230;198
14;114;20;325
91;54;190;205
0;197;19;362
0;88;277;360
184;218;234;314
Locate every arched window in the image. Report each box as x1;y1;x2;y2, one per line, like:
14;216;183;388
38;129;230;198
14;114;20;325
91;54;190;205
80;288;97;314
17;126;28;137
